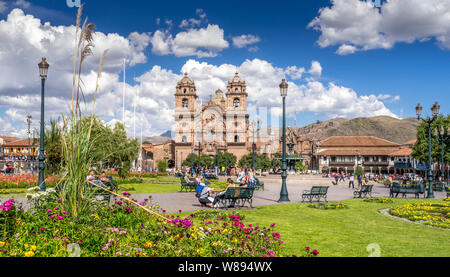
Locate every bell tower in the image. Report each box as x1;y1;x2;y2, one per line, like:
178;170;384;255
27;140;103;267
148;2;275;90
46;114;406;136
225;72;249;146
175;73;198;145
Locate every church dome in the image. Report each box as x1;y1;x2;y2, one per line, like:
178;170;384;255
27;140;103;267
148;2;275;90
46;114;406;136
177;73;195;87
229;72;245;84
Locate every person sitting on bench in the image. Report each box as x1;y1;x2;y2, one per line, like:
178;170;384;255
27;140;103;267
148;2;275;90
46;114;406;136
197;181;222;208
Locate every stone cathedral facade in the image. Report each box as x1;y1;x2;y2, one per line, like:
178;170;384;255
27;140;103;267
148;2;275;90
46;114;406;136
174;72;250;168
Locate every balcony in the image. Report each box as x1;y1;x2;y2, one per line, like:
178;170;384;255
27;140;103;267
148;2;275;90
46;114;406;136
329;161;356;167
363;161;389;166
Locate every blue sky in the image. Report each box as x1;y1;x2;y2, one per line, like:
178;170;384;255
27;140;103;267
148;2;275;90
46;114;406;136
0;0;449;137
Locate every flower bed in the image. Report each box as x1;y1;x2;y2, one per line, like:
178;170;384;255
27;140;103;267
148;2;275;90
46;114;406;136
389;202;450;229
0;195;318;257
0;175;59;189
363;197;394;204
307;203;348;210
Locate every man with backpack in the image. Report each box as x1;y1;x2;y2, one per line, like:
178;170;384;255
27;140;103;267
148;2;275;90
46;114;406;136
196;181;221;208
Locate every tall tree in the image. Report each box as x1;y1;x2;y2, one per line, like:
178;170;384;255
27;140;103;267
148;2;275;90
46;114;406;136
412;115;450;165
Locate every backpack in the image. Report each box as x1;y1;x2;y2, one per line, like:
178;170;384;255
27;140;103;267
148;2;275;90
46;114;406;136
196;185;207;198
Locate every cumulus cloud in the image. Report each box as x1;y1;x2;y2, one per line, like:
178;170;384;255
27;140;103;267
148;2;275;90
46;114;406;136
0;8;152;136
308;61;323;77
308;0;450;54
150;24;229;58
232;34;261;48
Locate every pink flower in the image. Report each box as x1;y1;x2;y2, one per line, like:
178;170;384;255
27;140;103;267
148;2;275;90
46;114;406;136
312;250;319;256
39;228;45;231
46;209;52;213
115;201;123;205
56;216;63;220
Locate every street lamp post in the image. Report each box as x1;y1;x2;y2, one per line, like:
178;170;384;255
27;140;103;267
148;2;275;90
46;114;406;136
27;114;32;172
436;127;446;191
250;120;261;171
38;58;49;192
278;79;290;202
416;102;440;199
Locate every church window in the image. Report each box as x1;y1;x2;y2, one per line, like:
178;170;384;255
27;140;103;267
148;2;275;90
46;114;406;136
184;89;187;94
234;135;239;143
182;99;189;108
182;136;187;143
234;98;240;108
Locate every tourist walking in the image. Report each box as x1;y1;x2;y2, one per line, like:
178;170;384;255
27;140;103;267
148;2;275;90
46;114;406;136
349;175;355;189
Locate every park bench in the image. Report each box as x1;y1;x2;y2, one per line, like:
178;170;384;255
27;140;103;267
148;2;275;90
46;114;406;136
203;173;219;180
302;186;329;203
353;185;374;199
180;178;196;192
390;183;425;199
217;187;255;210
254;178;265;191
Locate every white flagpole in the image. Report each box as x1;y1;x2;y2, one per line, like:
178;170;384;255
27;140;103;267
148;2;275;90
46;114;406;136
122;59;126;126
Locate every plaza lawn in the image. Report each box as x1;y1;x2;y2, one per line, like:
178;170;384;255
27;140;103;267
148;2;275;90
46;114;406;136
118;176;226;194
234;199;450;257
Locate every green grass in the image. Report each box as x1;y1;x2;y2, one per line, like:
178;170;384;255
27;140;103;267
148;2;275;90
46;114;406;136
223;199;450;257
118;177;227;194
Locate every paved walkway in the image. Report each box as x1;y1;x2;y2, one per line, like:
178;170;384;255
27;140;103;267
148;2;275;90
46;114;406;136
2;176;447;213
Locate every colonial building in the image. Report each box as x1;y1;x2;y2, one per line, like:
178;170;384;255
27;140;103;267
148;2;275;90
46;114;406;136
174;73;250;168
2;138;38;161
316;136;403;175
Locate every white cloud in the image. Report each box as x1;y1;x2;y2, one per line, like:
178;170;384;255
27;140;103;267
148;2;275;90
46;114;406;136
14;0;30;8
0;1;7;13
232;34;261;48
179;8;207;28
150;24;229;58
308;0;450;54
308;61;323;77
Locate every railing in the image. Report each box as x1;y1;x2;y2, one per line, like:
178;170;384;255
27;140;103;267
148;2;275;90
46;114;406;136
363;161;389;166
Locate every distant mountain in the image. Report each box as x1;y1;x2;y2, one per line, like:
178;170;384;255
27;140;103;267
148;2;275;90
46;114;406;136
160;130;172;139
294;116;419;144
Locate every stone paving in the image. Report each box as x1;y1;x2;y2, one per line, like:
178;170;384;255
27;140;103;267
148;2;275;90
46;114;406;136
2;176;447;214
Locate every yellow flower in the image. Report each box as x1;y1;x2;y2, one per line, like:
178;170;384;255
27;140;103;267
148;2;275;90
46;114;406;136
30;245;37;251
24;244;29;249
0;241;5;248
144;241;153;248
24;251;35;257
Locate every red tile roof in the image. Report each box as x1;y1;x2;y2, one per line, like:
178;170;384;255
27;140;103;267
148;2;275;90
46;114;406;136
3;138;38;147
390;148;413;156
320;136;400;147
316;149;397;156
0;136;19;143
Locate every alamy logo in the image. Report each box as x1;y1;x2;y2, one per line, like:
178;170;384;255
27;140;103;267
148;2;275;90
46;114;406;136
66;0;81;8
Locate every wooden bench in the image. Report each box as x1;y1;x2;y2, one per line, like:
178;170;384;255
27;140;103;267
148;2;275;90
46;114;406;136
390;183;425;199
302;186;329;203
353;185;373;199
217;187;255;210
180;178;196;192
